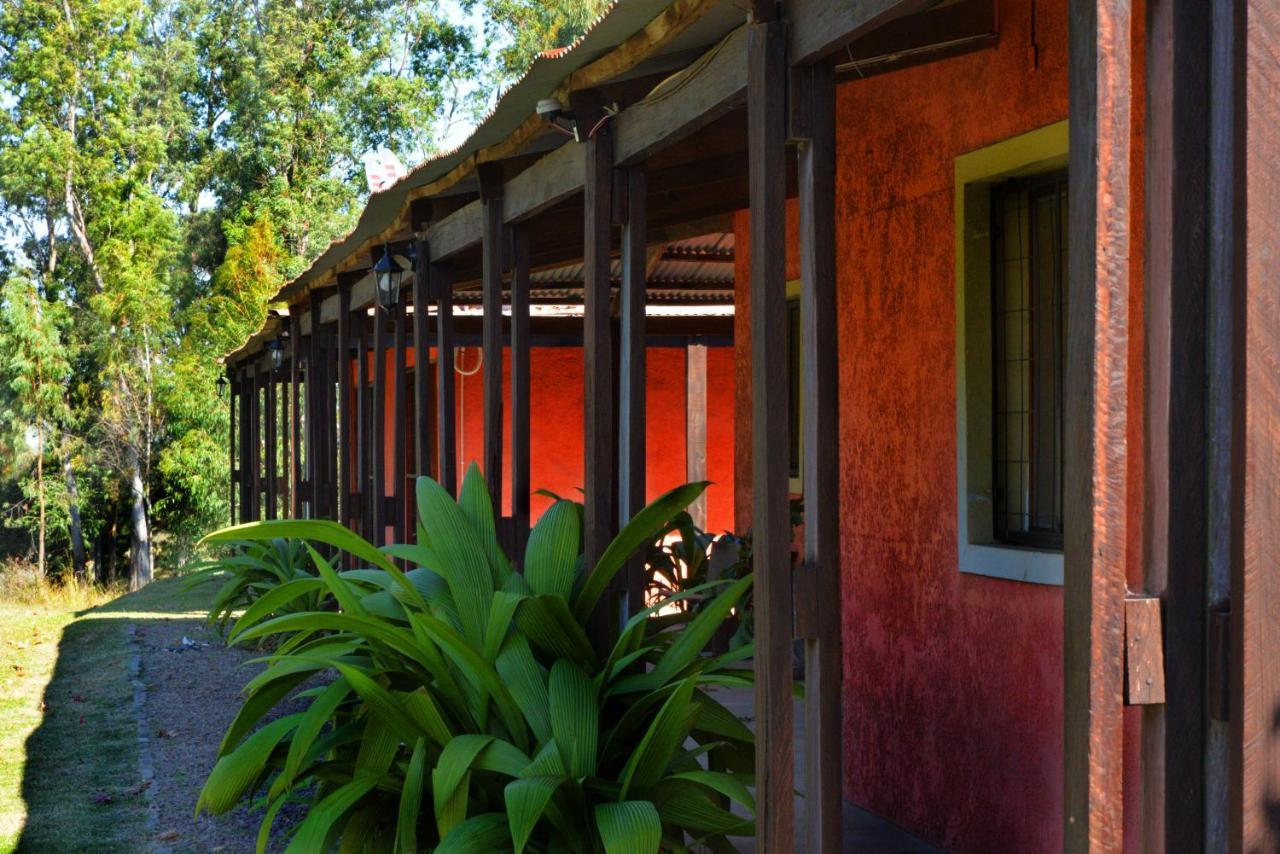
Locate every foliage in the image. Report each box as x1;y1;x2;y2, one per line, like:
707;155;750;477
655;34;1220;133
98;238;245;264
185;538;326;632
476;0;613;86
196;468;756;852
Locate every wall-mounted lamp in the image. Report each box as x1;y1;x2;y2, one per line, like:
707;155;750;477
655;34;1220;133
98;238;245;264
216;374;229;400
265;338;286;370
373;243;414;309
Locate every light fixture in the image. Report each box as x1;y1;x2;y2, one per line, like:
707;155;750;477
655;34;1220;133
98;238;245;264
265;338;285;370
216;374;229;399
373;244;412;310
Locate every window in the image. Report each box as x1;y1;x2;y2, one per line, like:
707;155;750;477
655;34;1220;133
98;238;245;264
991;173;1067;549
955;120;1067;585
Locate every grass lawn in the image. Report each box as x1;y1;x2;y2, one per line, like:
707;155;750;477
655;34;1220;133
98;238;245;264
0;577;211;853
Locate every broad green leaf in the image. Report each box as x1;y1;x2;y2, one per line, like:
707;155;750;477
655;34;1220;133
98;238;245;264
283;774;379;853
653;782;753;835
433;734;495;807
306;544;368;617
397;739;427;854
227;577;327;641
573;482;708;622
652;575;752;679
197;714;301;815
514;595;597;671
595;801;662;854
334;663;429;743
436;813;510;854
458;462;512;585
495;635;552;744
483;590;522;662
400;686;454;746
524;499;580;599
414;475;495;648
274;676;352;797
669;770;755;811
505;775;565;853
218;671;309;756
549;660;598;778
618;678;698;799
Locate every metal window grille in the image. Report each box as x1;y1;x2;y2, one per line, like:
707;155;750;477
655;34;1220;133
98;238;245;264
992;171;1068;549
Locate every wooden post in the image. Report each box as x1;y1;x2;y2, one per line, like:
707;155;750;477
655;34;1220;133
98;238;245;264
748;17;795;853
618;167;647;614
1064;0;1131;848
793;57;842;854
228;367;237;524
372;279;388;543
289;313;302;517
1143;0;1211;846
264;367;278;520
685;342;707;529
250;369;263;520
584;121;618;639
510;224;532;562
436;263;457;496
308;299;326;519
238;369;252;523
280;363;290;518
1227;1;1280;847
393;285;409;544
358;313;373;540
413;235;435;481
479;164;506;513
338;276;353;532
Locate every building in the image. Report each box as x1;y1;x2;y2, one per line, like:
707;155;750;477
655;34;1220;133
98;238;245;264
221;0;1280;849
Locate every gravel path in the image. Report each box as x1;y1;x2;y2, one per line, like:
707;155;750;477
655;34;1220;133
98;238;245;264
134;618;306;853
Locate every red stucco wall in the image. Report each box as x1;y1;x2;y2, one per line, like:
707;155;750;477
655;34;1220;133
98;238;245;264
374;344;734;534
732;1;1146;850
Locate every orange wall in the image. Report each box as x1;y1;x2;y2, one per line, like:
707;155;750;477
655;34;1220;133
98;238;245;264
364;343;735;537
733;0;1145;850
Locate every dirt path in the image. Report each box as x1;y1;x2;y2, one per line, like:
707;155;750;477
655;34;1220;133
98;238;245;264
135;612;305;853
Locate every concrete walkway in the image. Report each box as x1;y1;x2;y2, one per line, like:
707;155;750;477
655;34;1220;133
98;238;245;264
712;687;944;853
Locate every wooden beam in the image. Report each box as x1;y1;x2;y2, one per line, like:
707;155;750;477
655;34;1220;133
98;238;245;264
584;124;618;640
1124;597;1166;705
510;225;532;563
479;164;506;513
280;365;290;519
359;314;374;538
394;288;409;544
787;0;929;66
436;264;458;496
308;300;325;519
250;370;262;520
748;19;794;854
1228;0;1280;847
794;58;842;854
413;235;435;480
619;167;647;616
1143;0;1211;845
614;26;749;167
1064;0;1132;848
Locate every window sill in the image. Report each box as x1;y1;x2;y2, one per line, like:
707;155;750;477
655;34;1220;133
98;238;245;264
958;542;1063;586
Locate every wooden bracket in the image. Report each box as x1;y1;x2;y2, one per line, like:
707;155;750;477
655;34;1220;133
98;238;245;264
1124;596;1166;705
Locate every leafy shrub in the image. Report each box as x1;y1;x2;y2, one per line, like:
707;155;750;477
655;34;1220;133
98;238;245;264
197;465;755;852
185;538;325;631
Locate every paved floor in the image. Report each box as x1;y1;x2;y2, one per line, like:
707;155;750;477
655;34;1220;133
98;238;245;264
713;687;944;853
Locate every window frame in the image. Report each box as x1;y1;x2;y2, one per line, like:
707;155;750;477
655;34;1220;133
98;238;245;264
954;121;1068;586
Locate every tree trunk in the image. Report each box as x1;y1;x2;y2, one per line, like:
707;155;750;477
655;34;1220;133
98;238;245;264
128;451;151;590
63;448;87;580
36;420;45;578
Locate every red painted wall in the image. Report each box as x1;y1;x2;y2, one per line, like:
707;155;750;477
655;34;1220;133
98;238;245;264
368;343;735;536
732;1;1146;850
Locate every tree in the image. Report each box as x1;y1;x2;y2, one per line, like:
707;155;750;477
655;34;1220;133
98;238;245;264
0;275;72;577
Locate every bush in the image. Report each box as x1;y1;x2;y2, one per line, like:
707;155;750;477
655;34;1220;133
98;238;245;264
185;538;324;631
197;465;756;852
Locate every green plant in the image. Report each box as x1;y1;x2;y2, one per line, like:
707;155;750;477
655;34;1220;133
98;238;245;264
184;538;325;631
196;465;756;852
